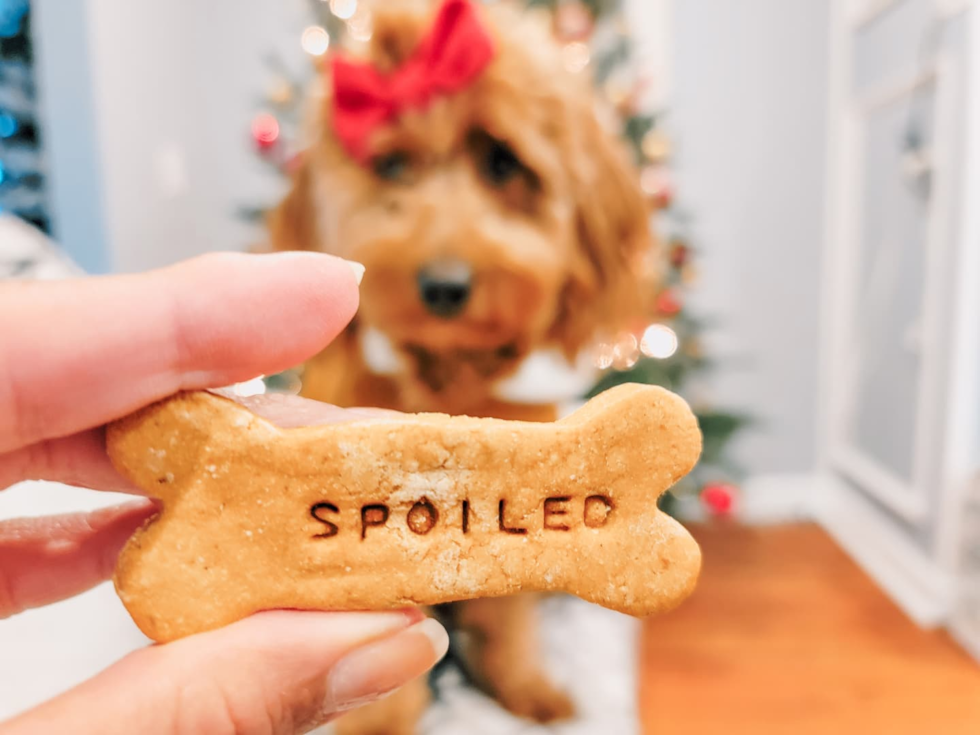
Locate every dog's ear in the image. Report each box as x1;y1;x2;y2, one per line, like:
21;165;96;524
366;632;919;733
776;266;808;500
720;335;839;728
266;158;320;253
551;104;655;357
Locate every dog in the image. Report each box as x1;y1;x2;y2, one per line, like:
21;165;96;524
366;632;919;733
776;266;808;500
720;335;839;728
268;1;653;732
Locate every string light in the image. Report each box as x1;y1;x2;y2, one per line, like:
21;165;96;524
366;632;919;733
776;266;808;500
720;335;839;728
640;165;673;208
329;0;358;20
561;42;590;74
640;324;679;359
267;79;294;106
640;165;667;195
593;340;615;369
641;129;671;163
611;332;639;370
0;112;17;139
347;5;373;42
301;25;330;56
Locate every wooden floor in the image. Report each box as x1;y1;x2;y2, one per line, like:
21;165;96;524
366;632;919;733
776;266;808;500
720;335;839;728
640;523;980;734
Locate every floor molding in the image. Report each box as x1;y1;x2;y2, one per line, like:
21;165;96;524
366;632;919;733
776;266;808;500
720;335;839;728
675;472;819;525
811;474;954;629
951;614;980;664
678;472;955;631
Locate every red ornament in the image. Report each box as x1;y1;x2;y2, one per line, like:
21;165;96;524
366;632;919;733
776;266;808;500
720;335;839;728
655;288;682;317
554;3;594;42
252;113;280;150
701;483;738;516
669;241;690;269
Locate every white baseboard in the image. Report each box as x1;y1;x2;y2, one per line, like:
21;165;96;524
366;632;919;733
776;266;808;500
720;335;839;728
951;613;980;664
674;472;820;525
811;474;954;629
676;471;955;631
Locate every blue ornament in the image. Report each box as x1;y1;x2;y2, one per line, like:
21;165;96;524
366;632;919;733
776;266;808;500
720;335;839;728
0;112;17;138
0;0;28;39
0;160;7;185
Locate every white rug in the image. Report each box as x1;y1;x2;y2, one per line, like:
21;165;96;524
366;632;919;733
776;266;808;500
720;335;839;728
321;596;641;735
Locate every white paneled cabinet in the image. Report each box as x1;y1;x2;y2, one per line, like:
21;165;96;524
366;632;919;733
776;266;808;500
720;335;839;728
822;0;980;651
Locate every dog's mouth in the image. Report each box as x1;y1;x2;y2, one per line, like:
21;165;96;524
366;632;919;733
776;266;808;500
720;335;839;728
403;341;523;394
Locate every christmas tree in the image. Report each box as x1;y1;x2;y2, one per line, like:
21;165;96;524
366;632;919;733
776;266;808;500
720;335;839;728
0;0;48;233
244;0;750;517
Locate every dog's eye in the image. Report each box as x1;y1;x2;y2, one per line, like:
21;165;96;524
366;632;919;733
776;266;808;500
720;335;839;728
371;152;409;181
483;141;522;186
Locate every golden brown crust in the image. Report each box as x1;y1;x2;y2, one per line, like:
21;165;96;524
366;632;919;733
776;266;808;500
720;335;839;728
107;383;701;642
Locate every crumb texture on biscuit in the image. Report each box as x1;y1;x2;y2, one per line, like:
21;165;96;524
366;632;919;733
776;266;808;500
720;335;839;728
107;383;702;642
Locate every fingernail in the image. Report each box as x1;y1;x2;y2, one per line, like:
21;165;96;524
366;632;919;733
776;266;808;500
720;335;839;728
260;251;363;285
326;618;449;713
342;259;365;285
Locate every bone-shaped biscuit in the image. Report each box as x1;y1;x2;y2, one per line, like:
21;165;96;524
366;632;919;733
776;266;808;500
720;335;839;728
107;383;702;642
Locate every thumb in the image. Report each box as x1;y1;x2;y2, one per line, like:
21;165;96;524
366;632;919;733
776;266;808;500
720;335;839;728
3;610;448;735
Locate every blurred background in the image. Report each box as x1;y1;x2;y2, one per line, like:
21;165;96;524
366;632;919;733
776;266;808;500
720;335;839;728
1;0;979;732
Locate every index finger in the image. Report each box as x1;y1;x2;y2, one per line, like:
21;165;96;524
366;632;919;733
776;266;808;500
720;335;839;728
0;252;360;454
0;394;400;493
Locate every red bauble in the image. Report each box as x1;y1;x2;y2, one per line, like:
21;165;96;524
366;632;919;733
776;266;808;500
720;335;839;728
669;241;690;269
701;483;738;516
251;113;280;150
554;2;594;42
655;288;682;317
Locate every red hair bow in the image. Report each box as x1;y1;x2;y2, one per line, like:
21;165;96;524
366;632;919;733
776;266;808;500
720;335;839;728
330;0;495;162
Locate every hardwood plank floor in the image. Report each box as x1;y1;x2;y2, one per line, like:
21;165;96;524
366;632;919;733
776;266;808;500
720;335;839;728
640;523;980;734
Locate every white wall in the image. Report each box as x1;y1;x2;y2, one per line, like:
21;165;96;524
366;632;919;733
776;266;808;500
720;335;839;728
32;0;110;273
663;0;830;474
37;0;312;274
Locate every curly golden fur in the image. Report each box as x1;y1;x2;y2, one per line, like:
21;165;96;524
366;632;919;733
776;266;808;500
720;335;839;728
268;1;653;731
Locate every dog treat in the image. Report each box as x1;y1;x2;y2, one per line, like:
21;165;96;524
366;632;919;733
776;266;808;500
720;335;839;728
107;383;702;642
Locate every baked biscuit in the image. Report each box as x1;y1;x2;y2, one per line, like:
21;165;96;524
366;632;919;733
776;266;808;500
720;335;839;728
107;383;702;642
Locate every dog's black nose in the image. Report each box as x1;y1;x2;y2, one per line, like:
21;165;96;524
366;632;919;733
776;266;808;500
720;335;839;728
417;262;472;318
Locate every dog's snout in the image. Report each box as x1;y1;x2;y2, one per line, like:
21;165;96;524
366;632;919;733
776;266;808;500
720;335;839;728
417;261;472;318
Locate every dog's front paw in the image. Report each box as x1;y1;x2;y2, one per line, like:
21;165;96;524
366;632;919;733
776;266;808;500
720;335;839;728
496;676;576;723
332;676;428;735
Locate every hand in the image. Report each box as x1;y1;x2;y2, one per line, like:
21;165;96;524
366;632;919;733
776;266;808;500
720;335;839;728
0;252;449;734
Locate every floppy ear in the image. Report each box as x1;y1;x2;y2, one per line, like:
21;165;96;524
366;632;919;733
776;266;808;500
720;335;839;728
266;158;321;253
550;103;655;357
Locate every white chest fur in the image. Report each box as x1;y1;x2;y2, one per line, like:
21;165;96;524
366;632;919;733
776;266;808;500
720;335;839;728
358;327;598;413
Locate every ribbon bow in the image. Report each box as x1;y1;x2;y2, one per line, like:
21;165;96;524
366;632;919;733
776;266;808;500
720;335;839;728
330;0;496;162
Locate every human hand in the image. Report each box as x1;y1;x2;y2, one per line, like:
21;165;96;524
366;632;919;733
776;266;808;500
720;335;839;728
0;252;448;734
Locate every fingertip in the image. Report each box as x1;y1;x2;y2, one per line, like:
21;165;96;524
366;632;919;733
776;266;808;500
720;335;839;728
325;617;450;715
258;251;361;323
249;251;360;349
165;251;361;386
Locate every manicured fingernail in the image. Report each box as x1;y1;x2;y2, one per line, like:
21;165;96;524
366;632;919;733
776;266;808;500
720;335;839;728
343;259;365;285
326;618;449;713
